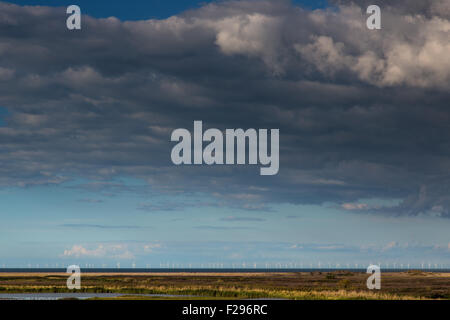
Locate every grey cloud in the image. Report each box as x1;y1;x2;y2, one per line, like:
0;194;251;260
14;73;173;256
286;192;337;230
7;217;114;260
60;223;151;229
345;184;450;218
220;216;266;222
77;198;104;203
194;225;254;230
0;1;449;217
137;199;216;212
331;0;450;18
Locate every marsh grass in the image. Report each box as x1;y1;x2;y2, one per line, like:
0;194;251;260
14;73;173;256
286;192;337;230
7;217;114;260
0;284;427;300
1;272;448;300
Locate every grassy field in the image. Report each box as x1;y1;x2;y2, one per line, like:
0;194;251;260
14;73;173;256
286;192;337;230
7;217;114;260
0;271;449;300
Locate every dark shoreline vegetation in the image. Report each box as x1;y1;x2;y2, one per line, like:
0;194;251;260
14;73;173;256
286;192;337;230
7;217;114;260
0;271;449;300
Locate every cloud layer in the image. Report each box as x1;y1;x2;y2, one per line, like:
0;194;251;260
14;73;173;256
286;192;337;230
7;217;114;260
0;0;449;216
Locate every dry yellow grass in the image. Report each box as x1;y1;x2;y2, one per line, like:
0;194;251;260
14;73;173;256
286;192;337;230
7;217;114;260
1;272;448;299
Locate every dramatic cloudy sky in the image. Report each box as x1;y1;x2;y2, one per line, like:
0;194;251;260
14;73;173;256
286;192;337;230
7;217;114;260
0;0;449;268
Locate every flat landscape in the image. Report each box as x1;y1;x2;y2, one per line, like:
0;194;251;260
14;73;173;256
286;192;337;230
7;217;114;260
0;271;449;300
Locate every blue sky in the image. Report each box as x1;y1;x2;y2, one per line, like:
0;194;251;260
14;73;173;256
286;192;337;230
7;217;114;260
1;179;449;268
0;0;449;269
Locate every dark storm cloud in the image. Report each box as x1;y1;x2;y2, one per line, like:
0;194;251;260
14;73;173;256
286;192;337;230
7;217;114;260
0;1;449;216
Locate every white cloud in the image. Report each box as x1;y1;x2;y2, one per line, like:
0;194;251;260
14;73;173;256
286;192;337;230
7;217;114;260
211;13;285;73
63;244;106;258
296;8;450;88
63;244;135;259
